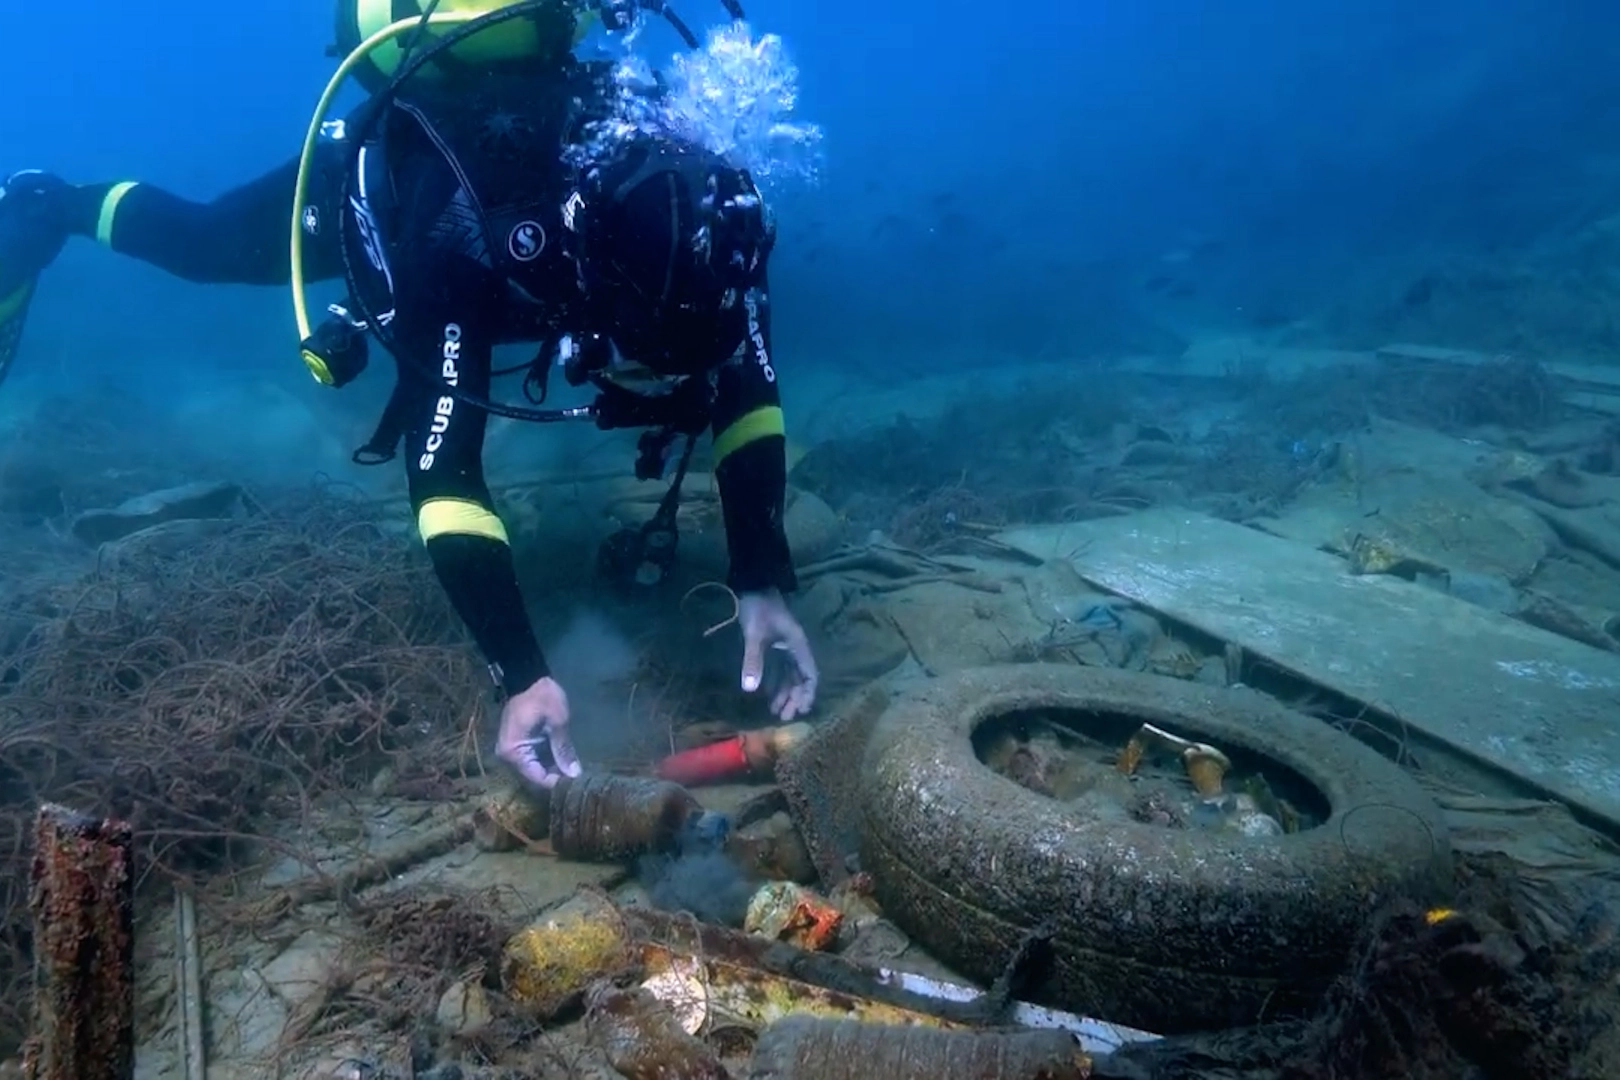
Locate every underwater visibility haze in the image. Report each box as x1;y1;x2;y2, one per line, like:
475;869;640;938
4;0;1620;1076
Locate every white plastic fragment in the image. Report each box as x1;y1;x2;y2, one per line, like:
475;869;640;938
873;967;1161;1055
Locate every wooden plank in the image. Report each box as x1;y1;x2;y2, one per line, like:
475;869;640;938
997;509;1620;828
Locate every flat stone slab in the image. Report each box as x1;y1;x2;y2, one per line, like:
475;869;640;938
998;509;1620;829
69;480;244;545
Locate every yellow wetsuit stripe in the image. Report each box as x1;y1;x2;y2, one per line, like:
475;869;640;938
713;405;785;465
0;281;31;324
95;182;139;247
417;497;509;544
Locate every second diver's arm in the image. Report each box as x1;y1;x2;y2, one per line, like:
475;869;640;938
709;285;796;596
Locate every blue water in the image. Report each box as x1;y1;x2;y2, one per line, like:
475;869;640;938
5;0;1618;412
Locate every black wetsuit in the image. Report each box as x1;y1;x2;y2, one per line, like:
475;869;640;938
55;65;795;694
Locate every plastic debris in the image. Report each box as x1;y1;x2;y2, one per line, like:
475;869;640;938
744;882;843;951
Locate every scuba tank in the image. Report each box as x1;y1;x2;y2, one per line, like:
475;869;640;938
293;0;753;422
328;0;742;94
331;0;595;94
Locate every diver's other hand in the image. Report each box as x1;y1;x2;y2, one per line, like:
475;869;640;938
0;171;73;294
496;676;582;790
739;588;819;722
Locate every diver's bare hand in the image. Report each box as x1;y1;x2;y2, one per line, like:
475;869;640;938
739;589;819;721
496;676;582;789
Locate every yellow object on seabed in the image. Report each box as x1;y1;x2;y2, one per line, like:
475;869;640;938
499;887;1160;1058
501;889;634;1017
498;886;936;1030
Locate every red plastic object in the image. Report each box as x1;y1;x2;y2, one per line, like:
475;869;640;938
656;734;752;787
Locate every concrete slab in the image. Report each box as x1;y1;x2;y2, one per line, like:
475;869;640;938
998;509;1620;828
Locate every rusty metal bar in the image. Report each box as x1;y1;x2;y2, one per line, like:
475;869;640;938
23;803;135;1080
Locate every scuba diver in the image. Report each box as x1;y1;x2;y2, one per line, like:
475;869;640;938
0;0;819;789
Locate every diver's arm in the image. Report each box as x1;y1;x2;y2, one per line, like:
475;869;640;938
396;273;550;695
710;284;796;595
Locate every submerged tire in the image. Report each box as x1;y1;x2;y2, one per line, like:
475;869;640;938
856;664;1453;1035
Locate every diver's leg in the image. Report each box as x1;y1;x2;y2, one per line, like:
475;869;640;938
0;137;348;290
0;172;71;382
65;152;347;287
0;146;347;384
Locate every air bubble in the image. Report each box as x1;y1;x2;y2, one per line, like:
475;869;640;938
567;22;824;189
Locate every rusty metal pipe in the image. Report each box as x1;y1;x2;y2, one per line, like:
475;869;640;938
24;804;136;1080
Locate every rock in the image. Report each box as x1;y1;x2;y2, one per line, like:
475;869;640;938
260;930;344;1010
1424;570;1519;614
274;1045;373;1080
69;480;245;545
885;577;1053;675
1336;492;1554;585
1514;591;1620;653
1503;497;1620;569
367;765;395;798
209;968;290;1061
793;579;911;691
784;488;842;565
1507;458;1607;509
1195;656;1228;685
726;811;817;884
586;982;728;1080
1468;448;1546;488
676;485;843;578
1527;552;1620;616
1118;440;1187;467
95;517;239;575
838;918;912;966
436;977;493;1037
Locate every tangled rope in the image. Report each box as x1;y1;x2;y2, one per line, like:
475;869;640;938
0;490;490;1054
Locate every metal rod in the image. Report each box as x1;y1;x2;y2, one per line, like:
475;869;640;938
172;890;206;1080
24;803;136;1080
